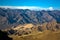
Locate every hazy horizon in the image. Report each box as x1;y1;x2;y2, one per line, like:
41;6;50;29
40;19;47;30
0;6;55;10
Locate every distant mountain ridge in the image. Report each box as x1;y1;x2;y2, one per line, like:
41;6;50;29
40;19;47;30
0;8;60;29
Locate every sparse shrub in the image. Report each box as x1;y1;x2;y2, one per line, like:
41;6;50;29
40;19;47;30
38;26;43;31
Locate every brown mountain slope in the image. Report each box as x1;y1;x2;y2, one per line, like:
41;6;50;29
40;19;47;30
9;30;60;40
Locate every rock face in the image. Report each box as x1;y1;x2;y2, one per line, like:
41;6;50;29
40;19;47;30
0;8;60;30
56;24;60;29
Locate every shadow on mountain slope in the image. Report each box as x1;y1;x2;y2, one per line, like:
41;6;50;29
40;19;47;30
0;30;12;40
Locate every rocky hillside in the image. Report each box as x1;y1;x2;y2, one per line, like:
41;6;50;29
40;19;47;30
0;8;60;29
9;30;60;40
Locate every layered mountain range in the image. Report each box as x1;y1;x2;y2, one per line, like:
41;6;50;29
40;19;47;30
0;8;60;29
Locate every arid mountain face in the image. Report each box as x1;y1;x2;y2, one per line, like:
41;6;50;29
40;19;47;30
0;8;60;30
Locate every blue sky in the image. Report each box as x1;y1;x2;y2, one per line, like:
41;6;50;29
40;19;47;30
0;0;60;10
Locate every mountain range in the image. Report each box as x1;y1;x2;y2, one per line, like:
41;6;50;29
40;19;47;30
0;8;60;30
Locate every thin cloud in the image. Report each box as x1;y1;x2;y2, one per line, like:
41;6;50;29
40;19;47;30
0;6;54;10
48;7;54;10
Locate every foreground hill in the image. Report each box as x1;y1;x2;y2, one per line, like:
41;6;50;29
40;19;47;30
0;8;60;29
9;30;60;40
